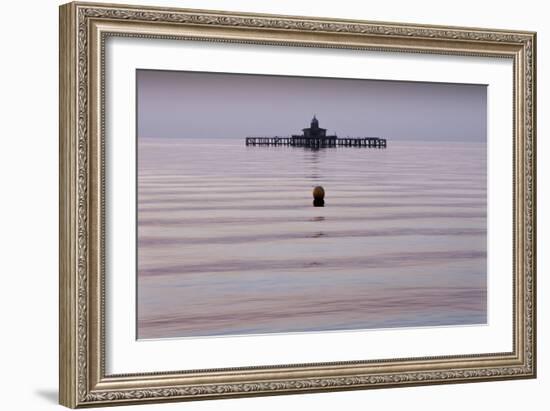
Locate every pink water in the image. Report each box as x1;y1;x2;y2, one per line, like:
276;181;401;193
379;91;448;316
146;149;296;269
137;138;487;339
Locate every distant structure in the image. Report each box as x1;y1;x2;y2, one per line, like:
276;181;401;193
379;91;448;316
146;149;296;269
245;116;387;149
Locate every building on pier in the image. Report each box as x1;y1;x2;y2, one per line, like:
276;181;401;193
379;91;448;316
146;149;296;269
291;115;338;147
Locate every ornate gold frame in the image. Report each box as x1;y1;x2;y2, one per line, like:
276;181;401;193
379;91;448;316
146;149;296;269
59;1;537;408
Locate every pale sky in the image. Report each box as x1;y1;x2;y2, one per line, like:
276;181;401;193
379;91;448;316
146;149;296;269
137;69;486;142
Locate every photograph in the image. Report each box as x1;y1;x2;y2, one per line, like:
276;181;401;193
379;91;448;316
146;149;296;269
136;70;488;339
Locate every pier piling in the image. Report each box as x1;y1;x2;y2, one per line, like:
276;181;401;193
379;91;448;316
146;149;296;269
246;136;386;148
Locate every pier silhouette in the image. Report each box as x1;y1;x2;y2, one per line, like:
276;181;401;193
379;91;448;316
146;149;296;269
245;116;387;149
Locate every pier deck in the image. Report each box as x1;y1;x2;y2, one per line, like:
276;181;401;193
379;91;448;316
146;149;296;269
245;137;387;148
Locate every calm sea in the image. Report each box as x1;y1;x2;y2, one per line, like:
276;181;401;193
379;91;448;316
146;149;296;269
137;138;487;339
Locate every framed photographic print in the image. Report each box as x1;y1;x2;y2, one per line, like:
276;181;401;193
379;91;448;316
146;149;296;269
59;2;537;408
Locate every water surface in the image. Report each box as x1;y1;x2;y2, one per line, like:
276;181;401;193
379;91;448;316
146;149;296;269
137;138;487;339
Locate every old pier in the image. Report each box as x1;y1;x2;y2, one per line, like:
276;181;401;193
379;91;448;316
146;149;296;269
245;116;387;149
